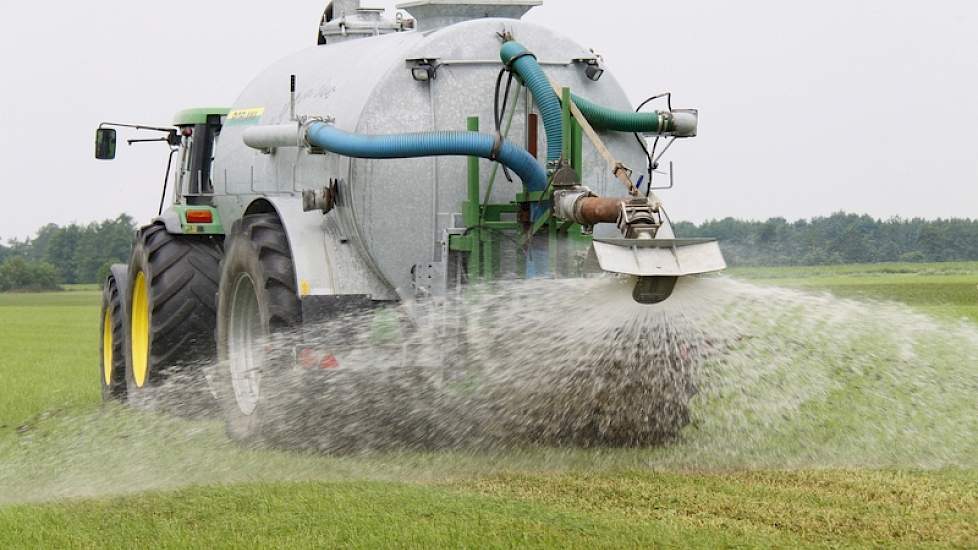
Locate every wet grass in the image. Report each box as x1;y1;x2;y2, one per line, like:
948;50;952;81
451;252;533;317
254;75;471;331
1;263;977;547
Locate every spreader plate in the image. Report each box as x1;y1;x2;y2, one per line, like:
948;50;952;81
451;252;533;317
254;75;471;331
592;238;727;277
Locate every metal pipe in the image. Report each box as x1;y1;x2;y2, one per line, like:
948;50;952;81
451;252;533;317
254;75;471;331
242;124;304;151
577;197;622;225
553;191;622;226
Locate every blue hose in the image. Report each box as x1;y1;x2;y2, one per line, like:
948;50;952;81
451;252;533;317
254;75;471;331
500;41;562;163
305;122;548;192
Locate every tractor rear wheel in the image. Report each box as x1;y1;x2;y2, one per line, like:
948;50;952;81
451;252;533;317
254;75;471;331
125;223;222;411
99;268;128;402
214;214;302;445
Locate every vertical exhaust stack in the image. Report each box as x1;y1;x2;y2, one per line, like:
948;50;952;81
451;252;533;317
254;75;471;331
397;0;542;32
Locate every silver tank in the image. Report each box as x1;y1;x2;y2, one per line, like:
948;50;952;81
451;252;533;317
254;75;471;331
213;5;648;300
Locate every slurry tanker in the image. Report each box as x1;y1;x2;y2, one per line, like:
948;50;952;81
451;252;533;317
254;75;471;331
96;0;725;445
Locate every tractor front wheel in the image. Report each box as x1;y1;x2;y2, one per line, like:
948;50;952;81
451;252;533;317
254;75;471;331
99;267;128;402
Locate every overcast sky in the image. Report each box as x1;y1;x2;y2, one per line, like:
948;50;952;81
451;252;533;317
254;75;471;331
1;0;976;239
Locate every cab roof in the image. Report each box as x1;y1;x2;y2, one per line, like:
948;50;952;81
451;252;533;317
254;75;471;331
173;107;231;126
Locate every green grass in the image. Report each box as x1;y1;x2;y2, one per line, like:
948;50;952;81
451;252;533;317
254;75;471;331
1;263;977;548
730;261;978;323
3;472;976;549
0;291;100;429
729;260;978;278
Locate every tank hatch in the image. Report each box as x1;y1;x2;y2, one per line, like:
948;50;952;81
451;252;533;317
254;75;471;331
318;0;414;45
397;0;542;32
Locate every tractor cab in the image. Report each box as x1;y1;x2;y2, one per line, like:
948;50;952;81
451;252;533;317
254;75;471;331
172;108;230;205
94;107;230;208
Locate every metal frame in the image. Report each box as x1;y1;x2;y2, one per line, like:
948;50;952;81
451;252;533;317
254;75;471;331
447;85;592;285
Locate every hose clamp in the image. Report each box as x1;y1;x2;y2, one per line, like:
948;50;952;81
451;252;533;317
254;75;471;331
504;51;537;69
489;132;504;161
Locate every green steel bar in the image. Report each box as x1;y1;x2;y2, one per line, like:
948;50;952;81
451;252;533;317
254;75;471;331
572;118;583;180
549;217;559;277
482;230;496;278
515;191;550;203
550;87;573;276
466;116;481;280
481;221;520;231
482;204;518;217
466;116;481;225
561;87;572;162
449;234;476;252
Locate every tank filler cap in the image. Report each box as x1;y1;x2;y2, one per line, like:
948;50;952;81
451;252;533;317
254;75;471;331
397;0;542;32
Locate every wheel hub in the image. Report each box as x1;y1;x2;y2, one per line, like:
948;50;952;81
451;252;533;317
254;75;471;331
228;273;264;416
130;271;150;388
102;307;113;386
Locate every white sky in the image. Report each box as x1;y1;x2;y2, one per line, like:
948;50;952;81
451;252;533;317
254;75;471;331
1;0;976;239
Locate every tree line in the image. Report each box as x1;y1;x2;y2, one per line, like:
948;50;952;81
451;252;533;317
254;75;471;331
674;212;978;266
1;212;977;291
0;215;136;291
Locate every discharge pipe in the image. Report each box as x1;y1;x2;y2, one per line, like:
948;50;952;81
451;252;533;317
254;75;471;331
571;95;698;137
553;190;622;226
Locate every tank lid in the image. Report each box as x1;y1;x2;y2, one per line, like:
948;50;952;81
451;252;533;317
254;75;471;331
397;0;542;32
319;0;412;45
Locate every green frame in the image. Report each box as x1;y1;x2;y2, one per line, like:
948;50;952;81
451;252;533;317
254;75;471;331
449;87;590;282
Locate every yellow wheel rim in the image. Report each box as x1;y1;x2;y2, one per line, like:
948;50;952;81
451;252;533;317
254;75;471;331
102;307;113;386
131;271;150;388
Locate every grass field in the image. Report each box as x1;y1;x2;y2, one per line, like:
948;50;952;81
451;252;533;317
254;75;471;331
0;263;976;548
730;261;978;324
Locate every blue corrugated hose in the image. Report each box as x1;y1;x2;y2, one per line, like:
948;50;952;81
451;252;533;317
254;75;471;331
500;41;563;163
305;122;548;192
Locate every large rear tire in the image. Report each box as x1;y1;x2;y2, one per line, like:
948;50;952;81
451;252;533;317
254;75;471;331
125;223;222;411
214;214;302;445
99;268;128;402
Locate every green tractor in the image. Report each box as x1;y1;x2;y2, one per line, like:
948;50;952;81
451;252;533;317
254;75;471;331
97;109;227;406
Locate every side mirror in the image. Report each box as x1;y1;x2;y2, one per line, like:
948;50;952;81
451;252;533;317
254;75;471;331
95;128;117;160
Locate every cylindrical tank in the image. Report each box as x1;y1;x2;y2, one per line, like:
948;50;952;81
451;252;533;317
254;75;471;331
213;14;649;298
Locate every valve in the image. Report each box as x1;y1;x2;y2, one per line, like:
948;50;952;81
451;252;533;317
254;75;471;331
617;198;660;240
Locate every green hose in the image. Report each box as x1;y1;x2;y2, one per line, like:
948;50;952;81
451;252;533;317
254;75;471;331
571;94;675;134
